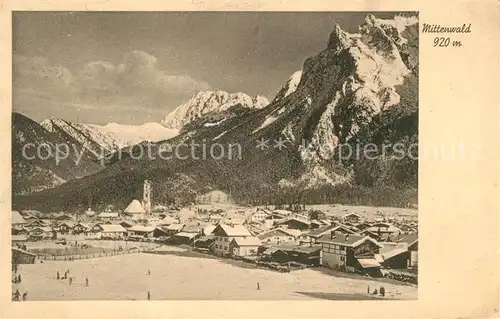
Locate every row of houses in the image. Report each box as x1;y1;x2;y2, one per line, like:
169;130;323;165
12;206;418;275
194;222;418;275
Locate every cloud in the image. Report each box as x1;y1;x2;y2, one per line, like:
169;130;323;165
13;55;75;99
13;51;211;116
112;51;211;94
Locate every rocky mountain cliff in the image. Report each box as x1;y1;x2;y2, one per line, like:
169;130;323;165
13;14;418;211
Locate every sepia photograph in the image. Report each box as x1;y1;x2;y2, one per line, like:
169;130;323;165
10;11;420;301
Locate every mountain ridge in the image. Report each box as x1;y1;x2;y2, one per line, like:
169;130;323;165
161;90;269;130
12;113;103;195
13;13;419;211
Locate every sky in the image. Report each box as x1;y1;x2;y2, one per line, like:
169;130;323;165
13;11;397;125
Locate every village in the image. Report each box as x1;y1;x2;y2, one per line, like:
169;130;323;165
12;180;418;301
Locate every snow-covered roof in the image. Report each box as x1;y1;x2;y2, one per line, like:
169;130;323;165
174;232;198;239
158;216;178;225
85;209;96;216
278;216;311;226
317;234;383;248
382;247;408;260
31;226;52;232
100;224;126;233
124;199;146;214
60;221;76;228
12;235;27;241
273;209;293;216
231;236;262;246
215;224;252;237
357;258;381;269
128;225;155;233
281;229;302;237
98;212;119;218
182;225;202;233
367;225;401;233
12;211;27;224
79;223;93;229
343;212;361;218
257;228;301;238
166;223;185;231
203;225;216;235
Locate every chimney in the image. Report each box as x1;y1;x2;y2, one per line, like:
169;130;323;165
330;232;336;239
345;234;349;241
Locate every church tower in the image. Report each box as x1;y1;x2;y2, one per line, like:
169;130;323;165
143;180;152;214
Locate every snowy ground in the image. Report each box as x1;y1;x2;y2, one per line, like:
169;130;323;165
13;253;417;301
192;203;417;220
303;204;418;220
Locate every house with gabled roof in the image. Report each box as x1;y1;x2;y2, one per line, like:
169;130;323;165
29;227;54;240
172;231;199;245
310;219;324;229
123;199;146;216
55;213;74;221
94;224;127;239
318;233;383;276
202;224;216;236
98;212;120;221
158;215;179;226
182;225;203;234
400;233;418;269
212;224;252;256
12;210;26;225
359;229;380;240
301;223;356;244
276;217;311;231
248;208;272;224
119;220;135;229
272;209;293;218
257;228;298;245
372;232;419;270
20;210;40;220
229;236;261;256
127;225;155;239
57;221;76;234
72;222;91;234
263;243;322;266
165;223;185;235
342;212;362;224
12;211;27;234
367;222;402;239
26;218;45;227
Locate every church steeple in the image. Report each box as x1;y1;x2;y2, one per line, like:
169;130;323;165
143;180;152;214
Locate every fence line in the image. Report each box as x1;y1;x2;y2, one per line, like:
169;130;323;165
37;248;154;261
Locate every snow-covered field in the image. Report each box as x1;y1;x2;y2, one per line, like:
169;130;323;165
13;253;417;301
303;204;418;219
192;203;418;220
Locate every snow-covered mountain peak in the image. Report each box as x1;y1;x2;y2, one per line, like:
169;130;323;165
252;95;270;109
40;118;63;132
90;122;178;146
260;14;418;188
327;24;355;51
40;118;179;154
40;118;126;154
271;70;303;103
364;14;419;33
161;90;268;130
